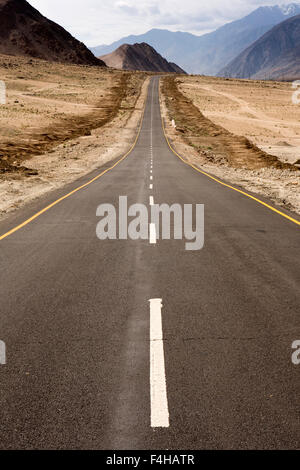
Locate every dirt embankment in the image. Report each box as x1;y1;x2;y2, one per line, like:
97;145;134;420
177;75;300;166
162;76;297;171
160;76;300;215
0;55;148;219
0;56;144;175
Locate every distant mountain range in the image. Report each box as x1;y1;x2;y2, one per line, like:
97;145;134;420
91;3;300;75
1;0;300;79
100;43;186;73
219;14;300;80
0;0;105;66
92;29;199;73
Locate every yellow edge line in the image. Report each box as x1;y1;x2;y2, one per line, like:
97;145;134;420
159;79;300;227
0;80;149;241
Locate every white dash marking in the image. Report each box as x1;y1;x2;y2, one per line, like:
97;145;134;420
149;298;169;428
149;223;156;244
150;175;153;180
149;196;154;206
149;184;153;190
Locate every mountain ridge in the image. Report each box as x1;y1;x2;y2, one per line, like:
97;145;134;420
218;14;300;80
91;3;300;74
100;42;186;73
0;0;105;66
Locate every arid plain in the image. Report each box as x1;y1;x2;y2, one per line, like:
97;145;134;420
179;75;300;165
0;54;148;218
161;75;300;214
1;56;299;218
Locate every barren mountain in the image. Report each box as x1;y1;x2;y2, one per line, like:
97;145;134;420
100;43;186;73
91;4;300;74
219;14;300;80
0;0;105;66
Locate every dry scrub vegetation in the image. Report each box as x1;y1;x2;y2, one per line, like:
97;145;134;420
0;54;147;217
161;76;300;215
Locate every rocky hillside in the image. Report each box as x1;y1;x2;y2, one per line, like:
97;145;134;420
100;43;186;73
219;14;300;80
0;0;105;66
91;4;300;74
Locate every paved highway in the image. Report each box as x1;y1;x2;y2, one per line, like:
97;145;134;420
0;77;299;449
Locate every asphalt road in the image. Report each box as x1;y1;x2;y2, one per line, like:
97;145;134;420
0;77;299;450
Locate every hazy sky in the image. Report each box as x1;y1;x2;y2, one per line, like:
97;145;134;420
28;0;300;45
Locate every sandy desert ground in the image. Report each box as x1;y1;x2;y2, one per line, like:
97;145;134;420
178;75;300;165
161;76;300;215
0;55;148;218
1;61;299;219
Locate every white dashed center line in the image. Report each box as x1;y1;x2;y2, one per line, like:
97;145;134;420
149;223;157;244
149;298;169;428
148;81;156;246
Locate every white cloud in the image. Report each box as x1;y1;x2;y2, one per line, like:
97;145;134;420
28;0;300;45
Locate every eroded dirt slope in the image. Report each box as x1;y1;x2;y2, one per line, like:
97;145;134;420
162;76;296;171
178;75;300;166
0;55;146;174
161;76;300;214
0;56;148;219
